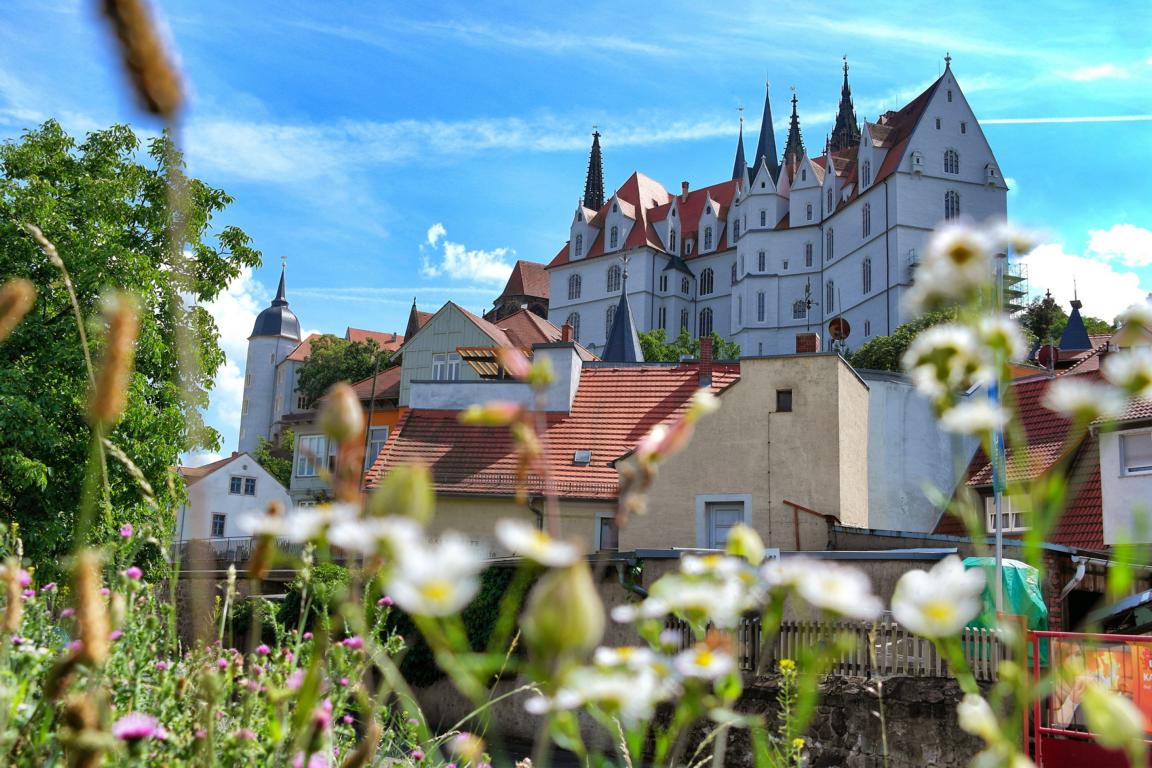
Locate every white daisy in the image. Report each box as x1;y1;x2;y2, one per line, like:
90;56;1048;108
494;519;581;567
239;504;358;543
1042;378;1128;422
957;693;1000;744
791;560;883;620
674;643;736;680
902;325;992;402
939;400;1010;435
327;515;423;558
891;556;986;638
385;533;485;617
1103;349;1152;399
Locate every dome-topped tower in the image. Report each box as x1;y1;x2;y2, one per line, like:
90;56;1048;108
239;264;303;453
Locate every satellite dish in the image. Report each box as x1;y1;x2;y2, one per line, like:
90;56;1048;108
828;317;851;341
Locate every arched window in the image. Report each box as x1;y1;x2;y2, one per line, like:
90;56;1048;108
757;291;766;322
733;220;740;240
826;229;834;261
574;234;583;258
827;187;834;211
567;273;582;300
703;226;713;251
699;307;713;337
566;312;581;341
609;225;619;249
731;263;737;284
863;160;871;187
792;299;806;319
605;305;616;336
945;190;960;220
680;309;689;332
758;251;766;272
944;149;959;175
826;280;835;314
863;258;872;294
681;276;690;294
862;204;871;238
669;229;677;253
607;264;621;292
700;268;714;295
805;242;813;267
760;210;767;227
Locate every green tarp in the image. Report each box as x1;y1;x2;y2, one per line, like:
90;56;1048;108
963;557;1049;665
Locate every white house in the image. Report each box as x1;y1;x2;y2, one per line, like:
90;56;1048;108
175;452;292;542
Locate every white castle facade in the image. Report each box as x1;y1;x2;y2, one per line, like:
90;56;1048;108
546;59;1008;357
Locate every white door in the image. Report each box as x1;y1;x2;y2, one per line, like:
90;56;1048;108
707;505;743;548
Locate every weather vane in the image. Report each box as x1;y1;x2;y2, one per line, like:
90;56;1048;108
281;255;287;270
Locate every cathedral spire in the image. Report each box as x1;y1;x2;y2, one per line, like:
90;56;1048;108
582;130;605;210
731;111;747;181
829;57;861;153
753;80;780;183
781;88;805;172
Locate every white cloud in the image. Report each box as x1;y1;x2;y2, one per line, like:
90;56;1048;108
1019;230;1151;322
420;223;514;284
1086;224;1152;268
184;450;224;468
1062;63;1130;81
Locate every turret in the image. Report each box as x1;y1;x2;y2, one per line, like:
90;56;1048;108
829;58;861;152
238;264;302;453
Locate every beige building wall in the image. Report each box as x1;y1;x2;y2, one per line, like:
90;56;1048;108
619;354;870;552
431;494;615;558
398;305;500;406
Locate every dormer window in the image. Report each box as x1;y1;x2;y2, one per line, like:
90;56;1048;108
612;202;618;212
827;188;834;211
574;234;583;258
801;168;807;181
669;229;678;253
672;209;677;217
947;89;953;102
686;239;694;255
862;160;871;187
609;226;619;249
985;164;999;185
703;227;713;251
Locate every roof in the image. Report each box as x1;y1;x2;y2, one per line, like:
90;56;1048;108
178;453;243;484
285;333;322;363
872;73;943;185
366;363;740;499
351;365;402;401
497;260;550;301
251;269;302;340
347;328;405;352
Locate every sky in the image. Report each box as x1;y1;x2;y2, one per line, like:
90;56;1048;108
2;1;1151;462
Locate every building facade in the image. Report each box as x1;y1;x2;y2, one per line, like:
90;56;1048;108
547;59;1008;357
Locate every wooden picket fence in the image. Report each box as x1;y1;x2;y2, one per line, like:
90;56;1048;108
664;616;1003;682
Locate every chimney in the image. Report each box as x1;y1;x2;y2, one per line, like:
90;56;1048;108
533;341;583;413
390;332;397;342
699;336;713;386
795;332;820;354
681;181;690;202
561;322;572;342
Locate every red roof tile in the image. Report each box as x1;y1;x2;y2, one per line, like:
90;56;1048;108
347;328;405;352
367;364;740;499
352;365;402;401
498;260;549;300
285;333;323;362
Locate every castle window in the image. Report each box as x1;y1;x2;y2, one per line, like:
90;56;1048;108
609;225;619;249
826;229;834;261
863;258;873;294
703;227;713;251
862;204;871;237
935;117;942;129
566;312;581;342
783;259;789;270
733;220;740;240
211;513;226;537
657;306;666;330
681;276;691;295
826;280;835;314
731;263;737;285
862;160;871;187
659;274;668;292
567;273;582;300
700;268;714;296
680;309;689;332
757;292;765;322
574;234;583;258
947;89;953;102
961;122;967;134
792;300;806;319
945;190;961;220
806;203;813;221
827;187;834;211
607;264;622;292
758;251;766;272
802;168;807;181
760;210;767;227
605;305;616;337
669;229;678;252
699;307;713;337
944;149;959;175
737;296;742;325
864;320;872;337
805;242;813;267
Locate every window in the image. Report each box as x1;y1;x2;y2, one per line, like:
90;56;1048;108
805;242;813;267
731;263;737;285
864;320;871;336
574;234;583;258
211;514;226;538
947;89;953;103
985;496;1028;533
686;239;694;255
699;307;713;337
245;372;252;386
657;306;667;330
705;502;744;548
793;300;806;319
244;478;256;496
681;276;690;295
961;122;967;134
776;389;793;412
703;226;713;251
806;203;813;221
737;296;743;325
862;203;871;237
659;274;668;292
566;312;581;342
605;305;616;336
700;268;714;295
432;352;461;381
944;149;959;175
827;187;834;211
733;220;740;240
680;309;689;332
740;254;745;274
567;273;582;300
826;228;834;261
862;160;871;187
229;476;242;495
826;280;835;314
802;168;807;181
296;434;333;478
863;258;873;294
607;264;621;292
296;394;309;411
669;229;677;253
945;190;961;220
242;399;249;416
365;426;389;471
758;251;766;272
760;210;767;227
782;259;789;270
609;225;619;249
1121;432;1152;475
757;291;765;322
598;516;619;552
935;117;942;129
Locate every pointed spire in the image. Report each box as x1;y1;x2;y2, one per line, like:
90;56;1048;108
1059;292;1091;352
782;88;806;172
753;80;780;183
602;260;644;363
272;261;288;306
582;129;605;210
830;57;861;153
404;297;423;342
731;110;747;181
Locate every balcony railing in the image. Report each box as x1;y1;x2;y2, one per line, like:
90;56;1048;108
171;537;341;566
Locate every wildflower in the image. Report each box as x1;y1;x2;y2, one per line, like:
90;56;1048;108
256;644;271;656
789;559;883;620
977;315;1027;363
902;324;992;403
1103;348;1152;399
318;382;364;443
495;518;581;567
939;400;1009;435
779;658;796;673
120;523;134;538
958;693;1000;744
522;561;605;660
377;596;394;607
495;346;532;379
339;677;349;686
312;699;334;731
342;714;353;724
989;221;1041;256
21;589;34;599
528;659;672;725
327;514;423;559
450;732;486;764
342;635;364;650
292;752;330;768
725;523;766;565
1113;303;1152;346
112;712;162;742
1081;682;1147;754
216;658;229;670
674;643;736;680
411;750;425;761
154;661;168;671
236;729;257;740
792;738;806;750
386;533;485;617
1042;378;1128;422
891;556;986;638
17;570;30;588
109;630;122;641
303;632;313;641
903;224;994;315
41;582;57;593
124;566;143;581
241;503;359;544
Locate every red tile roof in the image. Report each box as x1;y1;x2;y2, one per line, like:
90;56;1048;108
351;365;402;401
285;333;323;362
366;363;740;499
498;260;550;301
347;328;405;352
872;74;942;185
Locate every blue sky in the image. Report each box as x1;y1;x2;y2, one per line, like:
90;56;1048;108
2;1;1151;460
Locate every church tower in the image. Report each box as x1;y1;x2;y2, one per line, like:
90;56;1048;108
752;82;781;182
583;130;605;210
238;265;302;453
781;91;806;173
829;58;861;152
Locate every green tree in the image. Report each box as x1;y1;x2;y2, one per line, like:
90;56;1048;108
294;335;392;408
0;121;260;565
252;427;293;489
846;309;958;372
638;328;741;362
1020;293;1067;346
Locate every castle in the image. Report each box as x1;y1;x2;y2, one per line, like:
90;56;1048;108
546;58;1008;357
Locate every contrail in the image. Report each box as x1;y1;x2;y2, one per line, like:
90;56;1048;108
984;115;1152;125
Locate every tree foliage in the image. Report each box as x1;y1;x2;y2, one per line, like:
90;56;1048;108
252;427;293;489
638;328;741;363
845;309;958;371
294;335;392;409
0;121;260;565
1020;293;1113;347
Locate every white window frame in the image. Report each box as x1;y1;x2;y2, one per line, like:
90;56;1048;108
432;352;461;381
296;434;332;478
1120;431;1152;476
211;513;227;538
695;494;753;549
985;495;1028;533
365;426;390;471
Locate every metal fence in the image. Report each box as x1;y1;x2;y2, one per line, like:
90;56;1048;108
171;537;336;566
665;616;1004;681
